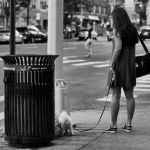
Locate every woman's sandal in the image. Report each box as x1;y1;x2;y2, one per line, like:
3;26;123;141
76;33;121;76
122;124;132;132
105;126;118;133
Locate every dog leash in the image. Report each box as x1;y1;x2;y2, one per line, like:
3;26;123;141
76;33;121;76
74;75;113;132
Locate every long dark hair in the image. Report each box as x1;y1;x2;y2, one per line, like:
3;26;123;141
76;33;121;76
112;7;138;46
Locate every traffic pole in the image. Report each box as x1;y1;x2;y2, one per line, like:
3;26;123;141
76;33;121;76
47;0;63;79
48;0;67;115
10;0;16;55
27;0;30;26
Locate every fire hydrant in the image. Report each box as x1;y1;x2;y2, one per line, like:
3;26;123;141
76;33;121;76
55;79;70;116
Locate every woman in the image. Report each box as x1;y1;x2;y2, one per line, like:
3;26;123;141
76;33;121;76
85;22;93;57
105;7;138;133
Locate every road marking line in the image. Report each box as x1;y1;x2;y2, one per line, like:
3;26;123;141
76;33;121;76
95;94;112;102
137;77;150;80
137;80;150;83
63;60;85;64
63;47;76;50
134;88;150;92
63;56;77;60
137;78;150;81
93;64;109;68
73;60;109;66
96;93;137;102
136;84;150;88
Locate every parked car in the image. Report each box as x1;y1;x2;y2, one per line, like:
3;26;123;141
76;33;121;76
16;26;47;43
0;29;23;44
16;27;32;43
139;26;150;40
27;25;47;43
27;25;40;32
27;28;47;43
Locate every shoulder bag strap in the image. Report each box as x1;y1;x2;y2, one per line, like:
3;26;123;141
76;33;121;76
138;34;149;54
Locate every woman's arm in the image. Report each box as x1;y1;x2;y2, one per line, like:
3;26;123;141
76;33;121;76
110;29;122;69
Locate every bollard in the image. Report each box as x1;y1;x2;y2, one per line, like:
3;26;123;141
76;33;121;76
55;79;70;116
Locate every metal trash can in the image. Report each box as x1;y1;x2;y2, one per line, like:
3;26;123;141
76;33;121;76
55;79;70;116
1;55;58;148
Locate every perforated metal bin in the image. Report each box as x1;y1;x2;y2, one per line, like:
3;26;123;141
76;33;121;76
1;55;58;148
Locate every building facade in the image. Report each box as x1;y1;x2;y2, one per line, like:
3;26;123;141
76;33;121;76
30;0;48;30
68;0;110;35
16;0;48;31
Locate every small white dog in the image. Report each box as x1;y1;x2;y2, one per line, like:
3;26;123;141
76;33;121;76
58;111;74;136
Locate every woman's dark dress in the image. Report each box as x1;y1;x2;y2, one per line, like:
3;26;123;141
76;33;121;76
109;39;136;88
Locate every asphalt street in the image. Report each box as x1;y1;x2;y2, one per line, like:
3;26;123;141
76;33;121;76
0;38;149;122
0;38;149;149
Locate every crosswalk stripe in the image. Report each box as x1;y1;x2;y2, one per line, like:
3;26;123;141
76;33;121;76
134;88;150;92
96;95;112;102
73;60;109;66
137;77;150;81
63;56;110;68
63;47;77;50
63;60;85;64
137;78;150;81
137;80;150;83
93;64;109;68
63;56;77;60
136;84;150;88
96;92;137;102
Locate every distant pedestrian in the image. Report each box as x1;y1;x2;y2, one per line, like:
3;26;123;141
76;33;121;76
66;25;72;39
105;7;139;133
85;22;93;57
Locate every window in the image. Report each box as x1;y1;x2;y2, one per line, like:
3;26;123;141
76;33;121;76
99;7;101;15
101;7;104;15
103;8;106;15
31;4;36;9
93;6;96;14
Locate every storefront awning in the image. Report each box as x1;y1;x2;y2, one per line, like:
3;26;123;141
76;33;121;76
88;15;99;21
74;15;86;19
74;14;99;21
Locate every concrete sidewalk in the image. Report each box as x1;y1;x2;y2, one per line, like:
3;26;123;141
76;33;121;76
0;98;150;150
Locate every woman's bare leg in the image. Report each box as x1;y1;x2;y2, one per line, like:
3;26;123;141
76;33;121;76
111;87;121;127
123;87;135;126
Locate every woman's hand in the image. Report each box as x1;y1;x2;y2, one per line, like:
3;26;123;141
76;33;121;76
109;67;115;81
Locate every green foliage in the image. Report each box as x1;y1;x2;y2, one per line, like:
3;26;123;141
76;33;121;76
0;0;31;28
